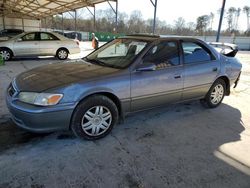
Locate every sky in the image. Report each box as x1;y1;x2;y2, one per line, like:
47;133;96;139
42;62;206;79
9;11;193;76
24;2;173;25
91;0;250;31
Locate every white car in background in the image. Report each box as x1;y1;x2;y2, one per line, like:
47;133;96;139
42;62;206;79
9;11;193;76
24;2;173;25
0;31;80;60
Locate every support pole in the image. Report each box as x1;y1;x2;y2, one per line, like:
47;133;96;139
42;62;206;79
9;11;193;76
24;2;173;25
86;6;96;31
216;0;226;42
45;17;47;31
115;0;118;31
61;13;64;33
74;9;77;32
22;18;24;31
51;15;54;31
3;16;5;30
150;0;157;34
107;1;118;32
94;6;96;31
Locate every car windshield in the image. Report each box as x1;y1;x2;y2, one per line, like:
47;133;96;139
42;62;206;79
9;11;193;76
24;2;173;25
85;38;148;69
8;32;25;40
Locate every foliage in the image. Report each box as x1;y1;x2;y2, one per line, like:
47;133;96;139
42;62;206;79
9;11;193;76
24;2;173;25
41;6;250;37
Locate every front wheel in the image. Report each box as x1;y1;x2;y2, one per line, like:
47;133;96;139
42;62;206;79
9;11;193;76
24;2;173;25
71;95;119;140
201;79;226;108
0;49;12;61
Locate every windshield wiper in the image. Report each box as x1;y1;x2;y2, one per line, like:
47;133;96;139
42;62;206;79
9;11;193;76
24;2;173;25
83;57;121;69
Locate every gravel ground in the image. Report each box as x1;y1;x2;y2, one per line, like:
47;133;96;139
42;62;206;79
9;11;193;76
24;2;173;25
0;47;249;188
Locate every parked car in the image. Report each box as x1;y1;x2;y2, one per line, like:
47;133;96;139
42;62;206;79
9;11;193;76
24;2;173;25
0;29;24;41
0;31;80;60
6;34;242;140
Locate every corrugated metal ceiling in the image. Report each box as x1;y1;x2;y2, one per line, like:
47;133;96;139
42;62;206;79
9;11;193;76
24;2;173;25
0;0;116;19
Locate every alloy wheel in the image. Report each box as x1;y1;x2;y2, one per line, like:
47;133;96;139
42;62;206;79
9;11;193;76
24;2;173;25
210;84;224;105
81;106;112;136
0;50;11;60
58;50;68;59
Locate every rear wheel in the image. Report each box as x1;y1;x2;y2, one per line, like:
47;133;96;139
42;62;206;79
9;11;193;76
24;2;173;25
201;79;226;108
71;95;119;140
0;48;12;61
56;48;68;60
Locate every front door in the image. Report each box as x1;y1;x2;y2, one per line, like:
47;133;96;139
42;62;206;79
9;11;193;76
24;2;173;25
13;32;40;56
131;40;183;112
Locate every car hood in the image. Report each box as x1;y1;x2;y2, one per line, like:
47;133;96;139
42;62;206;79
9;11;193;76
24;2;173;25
14;60;120;92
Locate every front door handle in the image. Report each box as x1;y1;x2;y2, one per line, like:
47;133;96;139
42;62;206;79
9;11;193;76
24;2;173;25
213;67;218;72
174;75;181;79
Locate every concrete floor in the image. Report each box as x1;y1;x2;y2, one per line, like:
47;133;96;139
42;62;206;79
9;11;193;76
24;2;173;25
0;46;250;188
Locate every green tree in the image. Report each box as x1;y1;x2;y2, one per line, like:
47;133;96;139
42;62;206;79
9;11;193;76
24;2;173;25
243;6;250;30
196;15;209;35
226;7;237;31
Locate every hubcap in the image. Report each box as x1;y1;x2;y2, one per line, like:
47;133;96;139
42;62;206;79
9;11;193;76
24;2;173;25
210;84;224;105
58;50;67;59
81;106;112;136
0;50;10;60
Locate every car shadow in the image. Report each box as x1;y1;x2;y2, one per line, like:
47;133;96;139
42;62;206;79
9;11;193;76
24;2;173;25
10;56;58;61
0;101;249;187
0;119;51;152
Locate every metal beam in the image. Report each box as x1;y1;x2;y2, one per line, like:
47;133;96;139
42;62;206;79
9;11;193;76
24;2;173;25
216;0;226;42
150;0;157;34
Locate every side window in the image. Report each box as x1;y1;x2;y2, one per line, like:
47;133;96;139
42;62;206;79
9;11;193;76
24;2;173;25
21;33;36;41
182;42;213;64
40;33;59;40
143;41;180;69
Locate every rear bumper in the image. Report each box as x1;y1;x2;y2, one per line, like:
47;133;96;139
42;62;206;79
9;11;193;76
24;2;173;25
6;94;76;133
233;71;241;88
69;47;80;54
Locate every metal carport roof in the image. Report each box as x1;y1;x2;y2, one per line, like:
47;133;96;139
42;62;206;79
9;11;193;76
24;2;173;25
0;0;116;19
0;0;227;41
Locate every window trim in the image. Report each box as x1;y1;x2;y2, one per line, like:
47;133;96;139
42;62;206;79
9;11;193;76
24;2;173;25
181;40;216;65
141;39;182;70
21;32;39;41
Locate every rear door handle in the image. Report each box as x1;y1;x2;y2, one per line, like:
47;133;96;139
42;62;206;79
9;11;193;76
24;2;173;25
213;67;218;72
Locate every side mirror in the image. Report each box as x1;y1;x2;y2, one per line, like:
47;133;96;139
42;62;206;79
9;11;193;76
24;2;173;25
136;63;156;72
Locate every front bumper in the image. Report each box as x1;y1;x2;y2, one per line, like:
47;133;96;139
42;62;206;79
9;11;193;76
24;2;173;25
6;94;76;133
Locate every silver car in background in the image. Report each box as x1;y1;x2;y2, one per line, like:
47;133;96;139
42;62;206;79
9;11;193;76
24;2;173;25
6;34;242;140
0;31;80;60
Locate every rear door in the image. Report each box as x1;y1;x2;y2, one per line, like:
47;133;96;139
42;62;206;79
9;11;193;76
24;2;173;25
131;40;183;111
181;40;220;100
39;32;60;55
13;32;40;56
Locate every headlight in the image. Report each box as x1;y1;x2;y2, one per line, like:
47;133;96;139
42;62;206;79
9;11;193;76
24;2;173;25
18;92;63;106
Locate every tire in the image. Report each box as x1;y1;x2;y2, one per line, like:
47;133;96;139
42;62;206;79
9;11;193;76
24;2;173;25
201;79;226;108
0;48;12;61
71;95;119;140
56;48;68;60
